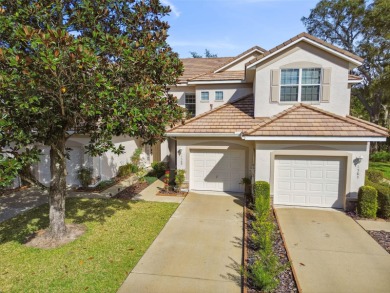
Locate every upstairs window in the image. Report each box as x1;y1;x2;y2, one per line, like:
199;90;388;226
280;68;321;102
185;93;196;117
201;91;209;101
215;91;224;101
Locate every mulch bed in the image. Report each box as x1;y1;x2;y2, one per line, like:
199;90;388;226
368;230;390;253
245;199;298;293
74;178;122;193
347;211;390;222
113;182;149;200
156;189;188;197
0;185;30;196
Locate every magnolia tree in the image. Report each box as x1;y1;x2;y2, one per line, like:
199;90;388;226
0;0;184;239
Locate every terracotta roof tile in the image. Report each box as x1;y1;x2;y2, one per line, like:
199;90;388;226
190;71;245;81
245;104;388;137
179;57;234;83
247;32;363;67
167;95;263;134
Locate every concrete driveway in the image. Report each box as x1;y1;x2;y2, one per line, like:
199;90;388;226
275;207;390;293
118;192;243;293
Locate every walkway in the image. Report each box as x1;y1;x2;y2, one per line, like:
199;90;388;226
275;207;390;293
118;192;243;293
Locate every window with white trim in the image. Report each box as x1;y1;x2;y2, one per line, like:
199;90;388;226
215;91;223;101
185;93;196;117
280;68;321;102
201;91;209;101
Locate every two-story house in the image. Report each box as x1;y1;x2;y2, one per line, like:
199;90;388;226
166;32;388;210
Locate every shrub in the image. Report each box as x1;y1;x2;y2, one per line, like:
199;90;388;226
151;161;167;178
117;163;138;177
248;251;283;292
357;186;378;218
370;151;390;162
251;219;274;252
175;169;185;190
366;169;384;183
253;181;270;220
366;178;390;219
77;167;93;188
131;148;143;167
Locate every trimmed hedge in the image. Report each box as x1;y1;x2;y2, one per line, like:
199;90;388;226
366;169;384;183
253;181;270;220
366;178;390;219
357;186;378;218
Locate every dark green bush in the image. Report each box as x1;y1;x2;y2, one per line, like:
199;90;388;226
370;151;390;162
151;161;168;178
77;167;93;188
366;178;390;219
117;163;138;177
366;169;384;183
357;186;378;218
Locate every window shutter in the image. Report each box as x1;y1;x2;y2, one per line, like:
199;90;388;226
271;69;280;102
321;68;331;102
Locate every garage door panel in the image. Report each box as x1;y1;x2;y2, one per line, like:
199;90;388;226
275;156;345;208
190;149;245;193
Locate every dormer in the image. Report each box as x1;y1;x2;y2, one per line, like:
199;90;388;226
246;33;363;117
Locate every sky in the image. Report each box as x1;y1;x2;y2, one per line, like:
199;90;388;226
161;0;319;58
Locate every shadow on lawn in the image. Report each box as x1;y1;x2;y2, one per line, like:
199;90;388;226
0;197;133;244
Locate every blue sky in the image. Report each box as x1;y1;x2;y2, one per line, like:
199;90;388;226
161;0;319;58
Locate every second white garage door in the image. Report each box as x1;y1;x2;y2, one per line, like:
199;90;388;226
190;149;245;193
274;156;345;208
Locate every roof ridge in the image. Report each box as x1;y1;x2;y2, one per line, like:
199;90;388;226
246;32;363;67
245;104;301;135
167;94;254;133
213;46;266;73
298;103;388;136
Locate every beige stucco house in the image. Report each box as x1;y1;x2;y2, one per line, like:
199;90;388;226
166;32;388;210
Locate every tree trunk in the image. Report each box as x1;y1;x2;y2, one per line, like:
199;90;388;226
48;136;67;239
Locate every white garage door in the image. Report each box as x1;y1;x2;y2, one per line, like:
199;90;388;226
274;156;345;208
190;149;245;193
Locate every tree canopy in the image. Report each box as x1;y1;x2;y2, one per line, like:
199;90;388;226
189;49;218;58
302;0;390;129
0;0;184;238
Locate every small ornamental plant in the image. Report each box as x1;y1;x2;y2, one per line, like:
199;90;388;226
175;170;185;191
164;170;170;191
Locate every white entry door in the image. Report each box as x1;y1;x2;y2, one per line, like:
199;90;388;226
190;149;245;193
274;156;345;208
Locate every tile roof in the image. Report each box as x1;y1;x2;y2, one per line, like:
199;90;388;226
179;57;234;83
245;104;389;137
190;70;245;81
167;95;264;134
247;32;364;67
167;94;388;138
213;46;266;73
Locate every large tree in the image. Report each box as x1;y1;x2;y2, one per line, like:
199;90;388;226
0;0;184;239
302;0;390;128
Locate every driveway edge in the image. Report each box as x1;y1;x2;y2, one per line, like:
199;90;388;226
273;207;302;293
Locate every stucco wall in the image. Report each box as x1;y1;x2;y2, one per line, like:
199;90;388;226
170;84;253;116
176;138;255;183
195;84;253;115
254;42;351;117
255;141;369;200
223;51;262;71
33;135;145;187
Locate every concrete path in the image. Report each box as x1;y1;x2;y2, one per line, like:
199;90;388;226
275;207;390;293
132;178;184;203
0;187;48;223
357;219;390;232
118;192;243;293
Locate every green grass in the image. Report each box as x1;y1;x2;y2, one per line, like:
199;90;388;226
0;198;178;292
369;162;390;180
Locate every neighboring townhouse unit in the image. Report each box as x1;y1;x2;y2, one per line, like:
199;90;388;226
167;32;388;210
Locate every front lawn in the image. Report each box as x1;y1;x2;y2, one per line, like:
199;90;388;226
0;198;178;292
369;162;390;180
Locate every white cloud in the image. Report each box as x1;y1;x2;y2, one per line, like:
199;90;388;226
161;0;181;17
